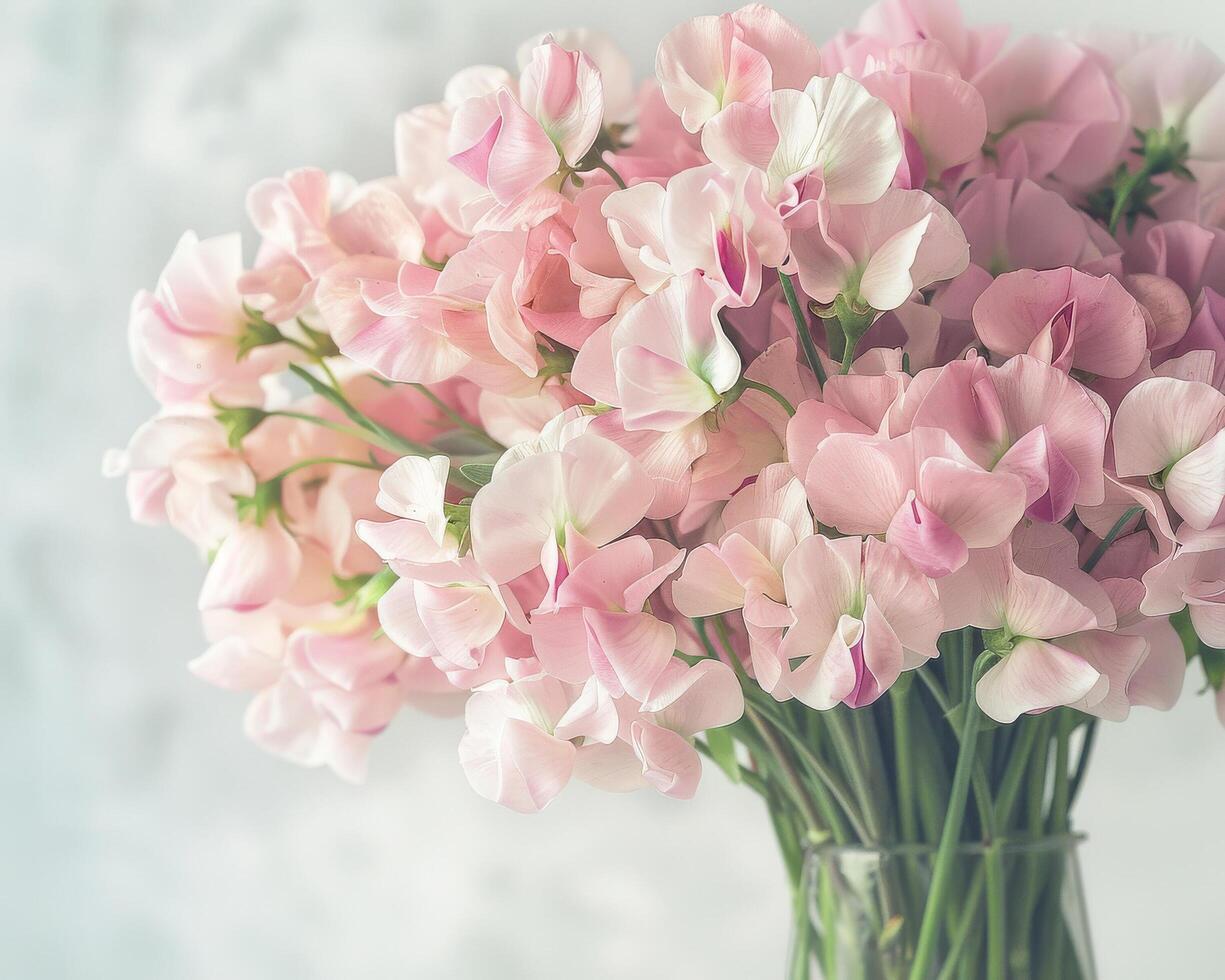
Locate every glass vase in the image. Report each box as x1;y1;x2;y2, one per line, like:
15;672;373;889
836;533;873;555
791;834;1094;980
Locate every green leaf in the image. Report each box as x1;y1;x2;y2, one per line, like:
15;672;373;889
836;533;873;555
296;319;340;358
352;567;397;613
458;462;496;487
1171;607;1201;660
703;725;741;784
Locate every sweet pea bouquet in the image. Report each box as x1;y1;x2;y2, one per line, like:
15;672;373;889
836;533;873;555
110;0;1225;975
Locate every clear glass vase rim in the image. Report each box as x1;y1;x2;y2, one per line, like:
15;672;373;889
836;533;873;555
809;831;1086;859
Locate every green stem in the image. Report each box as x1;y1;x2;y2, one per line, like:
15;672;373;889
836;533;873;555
909;653;992;980
1068;718;1098;808
839;340;856;374
410;383;505;450
595;157;627;189
770;714;871;843
738;378;797;416
825;708;885;843
777;269;826;388
985;841;1007;980
745;704;824;838
1081;505;1144;573
268;455;383;483
934;868;986;980
1049;713;1073;834
993;718;1042;828
891;685;918;843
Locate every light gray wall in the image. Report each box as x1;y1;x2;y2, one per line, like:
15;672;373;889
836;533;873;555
4;1;1223;977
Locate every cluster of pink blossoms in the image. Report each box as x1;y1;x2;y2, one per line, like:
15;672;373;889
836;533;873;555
111;0;1225;809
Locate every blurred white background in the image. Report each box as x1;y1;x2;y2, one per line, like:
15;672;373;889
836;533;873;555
4;0;1224;976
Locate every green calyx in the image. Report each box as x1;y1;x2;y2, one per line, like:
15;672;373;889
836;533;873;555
213;401;268;449
234;478;283;527
982;626;1016;657
236;304;339;361
1087;125;1194;234
810;287;878;374
537;342;577;380
333;567;398;614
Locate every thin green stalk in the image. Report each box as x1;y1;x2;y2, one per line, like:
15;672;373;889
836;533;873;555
852;707;896;839
1082;505;1144;573
738;378;796;415
824;708;885;843
984;841;1007;980
410;383;505;450
769;718;869;843
908;653;993;980
594;157;628;189
268;455;383;482
1049;713;1073;834
891;685;919;843
993;718;1043;828
265;409;400;450
934;868;986;980
777;268;827;388
1068;718;1098;808
745;704;824;837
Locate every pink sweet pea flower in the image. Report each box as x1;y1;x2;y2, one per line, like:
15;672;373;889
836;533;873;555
1141;526;1225;647
1113;377;1225;530
856;41;988;186
790;187;969;312
779;536;943;709
702;73;902;212
655;4;822;133
1113;38;1225;185
449;39;604;210
802;426;1028;577
952;175;1117;277
591;165;787;307
193;609;413;783
972;35;1129;187
519;38;605;169
395;66;512;239
911;352;1109;521
1161;287;1225;390
852;0;1008;79
574;272;742;432
1124;220;1225;300
316;256;472;385
245;169;426;276
973;268;1149;378
531;536;684;701
459;673;593;812
672;463;814;693
517;30;636;127
448;88;562;208
128;232;278;406
198;518;304;612
103;412;255;549
356;454;455;566
470;432;655;584
938;538;1108;722
628;659;745;799
661;165;788;306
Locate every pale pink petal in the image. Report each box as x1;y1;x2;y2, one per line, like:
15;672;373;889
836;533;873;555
198;521;302;612
975;638;1105;723
630;721;702;799
886;490;968;578
1166;429;1225;530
